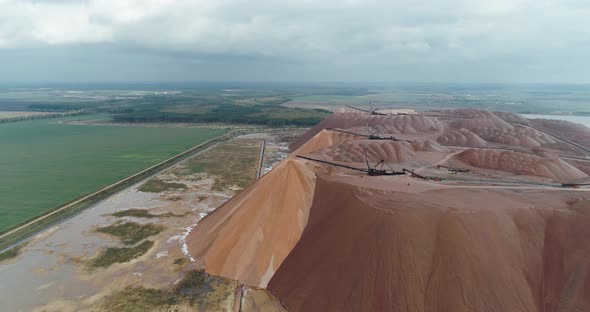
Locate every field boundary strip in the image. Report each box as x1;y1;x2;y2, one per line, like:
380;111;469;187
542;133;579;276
256;139;266;179
0;129;244;252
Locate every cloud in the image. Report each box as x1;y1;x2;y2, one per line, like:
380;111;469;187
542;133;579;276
0;0;588;82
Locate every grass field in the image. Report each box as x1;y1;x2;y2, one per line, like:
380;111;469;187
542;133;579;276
0;116;225;233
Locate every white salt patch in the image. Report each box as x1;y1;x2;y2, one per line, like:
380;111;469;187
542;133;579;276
133;272;143;277
211;192;232;198
167;209;212;264
156;251;168;259
167;224;197;263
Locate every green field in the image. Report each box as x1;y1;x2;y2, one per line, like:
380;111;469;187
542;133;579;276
0;116;225;232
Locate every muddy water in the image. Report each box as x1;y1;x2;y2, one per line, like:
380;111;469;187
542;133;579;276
0;181;232;311
0;191;165;311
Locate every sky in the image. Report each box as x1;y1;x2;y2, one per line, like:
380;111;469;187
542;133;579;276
0;0;589;84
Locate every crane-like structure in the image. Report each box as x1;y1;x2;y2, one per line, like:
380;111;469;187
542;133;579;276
363;149;404;176
296;149;404;176
346;102;388;116
326;125;412;142
403;168;444;181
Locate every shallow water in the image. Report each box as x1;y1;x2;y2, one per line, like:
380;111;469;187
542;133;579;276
0;190;165;311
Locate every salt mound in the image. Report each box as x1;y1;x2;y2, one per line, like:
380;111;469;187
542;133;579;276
566;159;590;176
453;149;587;181
436;124;555;149
442;109;556;148
448;108;514;131
471;125;555;147
493;111;530;124
307;140;450;165
346;125;377;136
292;109;558;152
186;158;316;287
290;112;444;151
530;118;590;151
309;140;417;164
411;140;450;152
370;114;444;135
293;129;358;155
436;128;488;147
530;147;560;158
530;118;590;135
268;176;590;312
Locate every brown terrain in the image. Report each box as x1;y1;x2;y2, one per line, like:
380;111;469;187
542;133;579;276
187;108;590;312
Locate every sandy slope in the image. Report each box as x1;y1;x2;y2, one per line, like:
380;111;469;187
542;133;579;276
292;129;359;155
186;158;317;287
530;118;590;151
268;175;590;312
449;149;588;181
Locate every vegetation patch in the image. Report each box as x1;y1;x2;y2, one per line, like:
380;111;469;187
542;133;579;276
111;92;331;127
138;178;187;193
189;164;206;174
180;141;260;192
96;286;180;311
173;257;187;267
0;242;28;262
173;270;210;299
111;209;187;219
90;240;154;268
94;269;238;311
166;196;183;201
95;222;164;245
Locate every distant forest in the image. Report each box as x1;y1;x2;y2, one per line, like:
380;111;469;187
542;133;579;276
112;107;330;126
1;86;372;126
107;93;334;126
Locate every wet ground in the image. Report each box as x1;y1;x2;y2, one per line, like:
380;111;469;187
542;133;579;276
0;134;292;312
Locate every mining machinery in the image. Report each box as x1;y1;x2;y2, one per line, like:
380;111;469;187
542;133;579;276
325;124;411;142
436;165;470;174
296;149;404;176
403;168;444;181
363;149;405;176
345;102;388;116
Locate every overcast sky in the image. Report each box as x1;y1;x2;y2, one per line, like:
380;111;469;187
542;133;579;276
0;0;589;84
